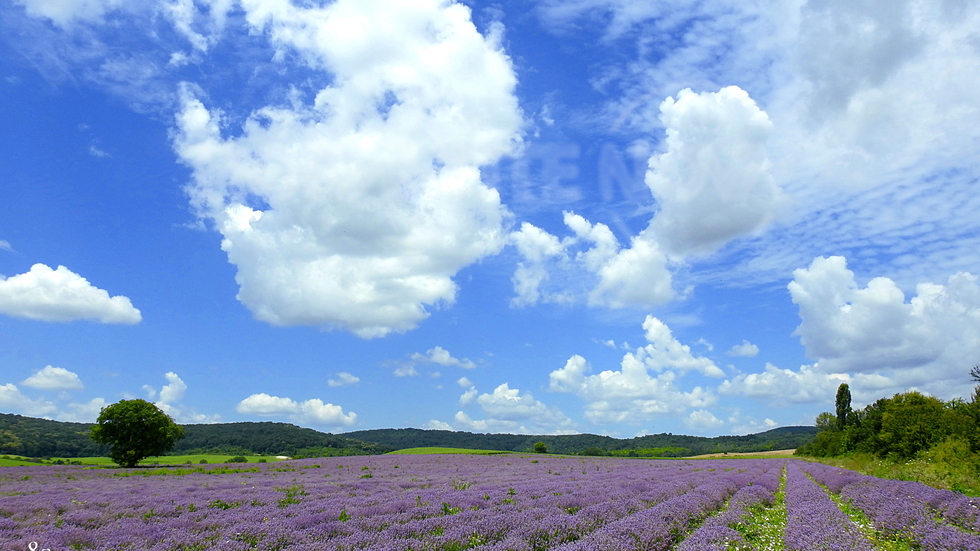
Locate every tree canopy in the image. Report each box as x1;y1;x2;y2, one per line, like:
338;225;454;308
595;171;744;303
835;383;852;430
799;373;980;461
90;399;184;467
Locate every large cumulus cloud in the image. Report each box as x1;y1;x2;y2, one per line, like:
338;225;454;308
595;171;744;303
174;0;522;337
549;315;721;424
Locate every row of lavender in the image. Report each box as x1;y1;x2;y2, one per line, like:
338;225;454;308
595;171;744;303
2;455;778;551
799;461;980;551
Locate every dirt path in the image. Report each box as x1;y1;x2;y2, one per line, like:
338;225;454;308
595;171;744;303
688;449;796;459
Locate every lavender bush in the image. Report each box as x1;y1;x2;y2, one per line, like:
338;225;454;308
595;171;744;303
800;461;980;551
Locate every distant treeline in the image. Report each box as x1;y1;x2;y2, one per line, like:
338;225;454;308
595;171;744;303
0;414;389;458
343;426;817;456
1;412;816;459
0;414;108;458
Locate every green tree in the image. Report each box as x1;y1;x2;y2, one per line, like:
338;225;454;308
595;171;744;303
814;412;837;433
90;399;184;467
878;391;948;460
533;441;547;453
835;383;852;431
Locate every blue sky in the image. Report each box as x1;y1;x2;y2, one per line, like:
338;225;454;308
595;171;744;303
2;0;979;438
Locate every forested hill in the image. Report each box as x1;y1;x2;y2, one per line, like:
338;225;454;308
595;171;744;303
343;426;817;456
1;412;815;458
0;413;389;458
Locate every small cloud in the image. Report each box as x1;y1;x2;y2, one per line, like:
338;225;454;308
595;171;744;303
0;264;141;324
459;387;478;405
727;340;760;357
88;143;109;158
424;419;454;430
685;409;724;431
157;372;186;405
410;346;477;369
59;398;108;423
0;240;12;252
168;51;191;67
594;339;618;349
0;383;57;417
327;372;360;387
393;365;419;377
142;372;219;424
695;338;714;352
22;366;83;391
457;377;473;388
236;393;356;427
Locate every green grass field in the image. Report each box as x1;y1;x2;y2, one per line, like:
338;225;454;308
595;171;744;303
0;454;290;467
386;447;515;455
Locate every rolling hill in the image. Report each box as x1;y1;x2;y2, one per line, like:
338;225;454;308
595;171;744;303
1;412;816;459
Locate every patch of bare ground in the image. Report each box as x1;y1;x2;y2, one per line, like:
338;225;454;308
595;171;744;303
688;449;796;459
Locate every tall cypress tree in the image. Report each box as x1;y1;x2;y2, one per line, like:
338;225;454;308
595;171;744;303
835;383;852;431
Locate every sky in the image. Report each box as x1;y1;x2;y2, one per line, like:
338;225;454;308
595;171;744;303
1;0;979;439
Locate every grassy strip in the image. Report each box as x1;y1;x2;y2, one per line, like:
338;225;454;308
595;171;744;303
729;464;787;551
386;447;514;455
804;472;916;551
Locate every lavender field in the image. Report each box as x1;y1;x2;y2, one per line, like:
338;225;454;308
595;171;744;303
2;455;979;551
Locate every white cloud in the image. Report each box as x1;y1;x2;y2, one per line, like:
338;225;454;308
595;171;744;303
447;382;575;434
510;222;567;307
409;346;477;369
88;142;109;158
236;393;356;427
685;409;724;431
327;372;360;387
517;92;784;310
726;340;759;358
459;387;477;406
727;410;783;436
393;365;419;378
476;383;568;423
456;376;473;388
719;363;848;406
788;256;980;392
424;419;454;431
140;372;221;424
157;372;186;405
537;0;980;303
173;0;522;338
0;264;141;324
509;213;674;309
549;316;720;424
14;0;123;27
59;397;108;423
647;86;785;256
695;338;714;352
0;240;12;252
21;366;83;391
796;0;925;120
0;383;57;417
